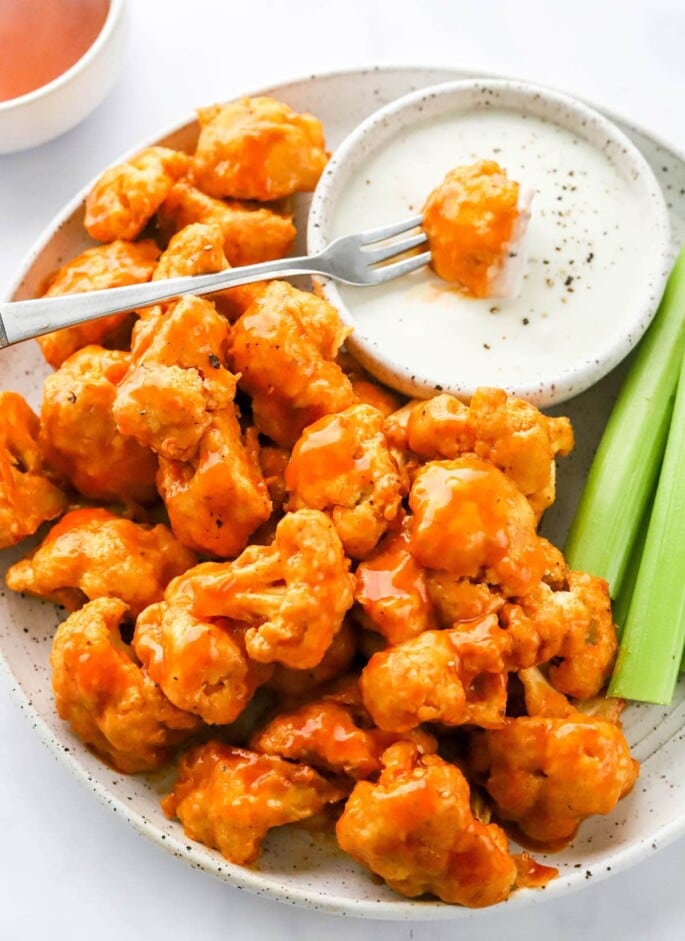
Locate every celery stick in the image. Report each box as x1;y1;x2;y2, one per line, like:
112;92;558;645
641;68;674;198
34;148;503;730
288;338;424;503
565;248;685;598
611;505;649;635
608;349;685;704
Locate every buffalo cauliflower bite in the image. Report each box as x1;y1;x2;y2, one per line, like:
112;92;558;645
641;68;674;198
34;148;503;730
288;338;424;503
0;391;68;549
6;508;197;617
409;457;547;597
426;573;504;626
84;146;190;242
422;160;530;298
501;570;617;699
406;389;574;518
134;574;273;725
162;741;345;866
336;741;522;907
157;179;295;267
50;597;200;773
156;409;271;558
229;281;356;447
40;346;158;505
470;712;639;846
192;96;327;201
114;294;237;461
360;615;509;733
185;509;355;669
38;240;160;368
285;404;404;559
355;521;438;645
266;617;357;697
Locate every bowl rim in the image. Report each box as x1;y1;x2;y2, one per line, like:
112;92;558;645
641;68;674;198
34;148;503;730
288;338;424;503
307;76;674;407
0;0;126;113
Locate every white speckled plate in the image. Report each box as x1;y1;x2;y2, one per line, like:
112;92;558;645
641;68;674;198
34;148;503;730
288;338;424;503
1;66;685;920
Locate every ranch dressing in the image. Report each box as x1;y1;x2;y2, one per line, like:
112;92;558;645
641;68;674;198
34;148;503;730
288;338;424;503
329;109;656;401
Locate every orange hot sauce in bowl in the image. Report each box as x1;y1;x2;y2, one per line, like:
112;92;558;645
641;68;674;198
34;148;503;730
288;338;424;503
0;0;110;103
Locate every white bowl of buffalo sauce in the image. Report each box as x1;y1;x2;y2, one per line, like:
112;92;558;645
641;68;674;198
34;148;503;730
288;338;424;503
308;79;673;408
0;0;129;154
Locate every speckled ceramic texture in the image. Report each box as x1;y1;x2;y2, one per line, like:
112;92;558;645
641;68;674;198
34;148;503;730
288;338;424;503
308;78;673;407
1;67;685;920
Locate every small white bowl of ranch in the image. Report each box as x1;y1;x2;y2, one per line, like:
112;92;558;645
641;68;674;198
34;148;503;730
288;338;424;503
307;79;673;407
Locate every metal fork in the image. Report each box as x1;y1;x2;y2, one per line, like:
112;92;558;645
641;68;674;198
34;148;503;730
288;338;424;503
0;216;429;349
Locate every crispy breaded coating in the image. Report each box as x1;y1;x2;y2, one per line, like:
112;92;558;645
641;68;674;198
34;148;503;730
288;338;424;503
406;389;574;518
267;617;356;697
6;507;196;617
355;521;437;645
84;146;190;242
192;96;327;201
157;179;295;267
134;570;272;724
40;346;158;504
470;713;639;845
426;573;504;626
360;615;509;733
156;410;271;557
162;741;344;865
0;391;68;549
229;281;355;447
501;570;617;699
285;404;404;559
409;457;547;596
336;741;520;907
185;509;355;669
422;160;522;298
114;294;237;461
50;597;200;773
38;240;160;369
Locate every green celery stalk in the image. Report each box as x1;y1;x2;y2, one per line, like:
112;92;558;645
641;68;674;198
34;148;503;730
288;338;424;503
611;504;649;636
608;347;685;704
565;248;685;598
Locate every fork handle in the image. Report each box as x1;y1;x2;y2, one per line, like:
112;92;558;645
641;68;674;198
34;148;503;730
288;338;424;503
0;254;325;349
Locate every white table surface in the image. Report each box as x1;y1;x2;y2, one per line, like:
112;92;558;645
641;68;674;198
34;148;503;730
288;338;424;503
2;1;685;937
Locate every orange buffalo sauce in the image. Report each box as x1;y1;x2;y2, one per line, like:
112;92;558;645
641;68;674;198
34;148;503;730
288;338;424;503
0;0;110;103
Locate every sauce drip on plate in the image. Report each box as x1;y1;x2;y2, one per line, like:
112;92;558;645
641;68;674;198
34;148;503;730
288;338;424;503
0;0;110;103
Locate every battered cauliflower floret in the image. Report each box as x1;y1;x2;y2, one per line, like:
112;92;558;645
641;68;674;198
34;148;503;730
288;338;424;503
84;146;190;242
337;350;405;418
470;713;639;846
229;281;356;447
114;294;237;461
422;160;526;298
266;617;356;697
6;508;197;617
161;741;344;865
156;410;271;558
157;179;295;267
185;509;356;669
134;572;273;725
355;521;438;645
50;597;200;773
0;391;68;549
258;444;291;514
406;390;574;518
501;570;617;699
192;96;327;200
38;240;160;368
426;572;504;626
285;404;404;559
40;346;158;505
409;457;547;597
336;741;521;907
360;615;509;733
